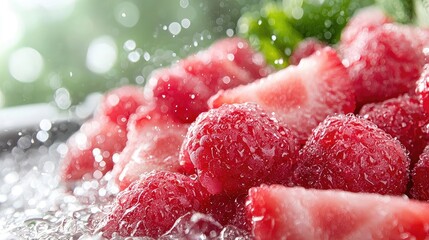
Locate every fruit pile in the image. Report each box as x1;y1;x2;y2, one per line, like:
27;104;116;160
60;7;429;239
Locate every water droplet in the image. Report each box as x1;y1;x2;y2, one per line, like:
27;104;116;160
168;22;182;35
226;28;234;37
128;51;141;63
143;52;151;61
86;36;117;74
123;39;136;51
114;1;140;28
179;0;189;8
8;47;44;83
54;88;71;110
181;18;191;29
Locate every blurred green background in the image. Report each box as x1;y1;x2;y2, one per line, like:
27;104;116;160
0;0;262;109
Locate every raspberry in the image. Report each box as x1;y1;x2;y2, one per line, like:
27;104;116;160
410;145;429;201
416;65;429;114
289;38;326;65
102;171;209;238
96;85;147;128
205;194;250;232
340;23;427;107
359;94;429;165
294;114;410;195
180;103;299;195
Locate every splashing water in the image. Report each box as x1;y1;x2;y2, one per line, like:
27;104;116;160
0;137;249;239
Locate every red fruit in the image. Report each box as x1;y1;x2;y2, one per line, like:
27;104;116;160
289;38;326;65
102;171;209;238
96;85;147;128
111;105;190;190
294;114;410;195
180;103;299;196
339;23;427;107
416;65;429;114
410;146;429;201
145;66;213;123
247;185;429;240
359;94;429;165
146;38;269;123
60;117;127;181
205;194;250;232
209;47;355;143
207;37;272;79
340;7;393;46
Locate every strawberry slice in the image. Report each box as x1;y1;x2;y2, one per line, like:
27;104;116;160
247;186;429;240
209;47;355;143
60;117;127;181
111;105;190;190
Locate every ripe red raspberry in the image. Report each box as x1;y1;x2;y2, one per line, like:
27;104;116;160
294;114;410;195
180;103;300;196
340;24;427;107
96;85;147;128
289;38;326;65
410;146;429;201
359;94;429;165
416;65;429;114
102;171;209;238
205;194;250;232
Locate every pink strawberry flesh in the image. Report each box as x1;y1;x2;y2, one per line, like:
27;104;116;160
209;47;355;144
102;171;209;238
111;105;190;190
247;185;429;240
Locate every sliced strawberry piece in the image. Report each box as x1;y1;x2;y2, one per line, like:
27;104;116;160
294;114;410;195
247;186;429;240
359;94;429;166
416;65;429;114
209;47;355;143
207;37;272;79
410;145;429;201
96;85;147;128
180;103;299;196
339;23;427;107
289;38;326;65
340;7;393;46
111;105;190;190
60;117;127;181
102;171;209;238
